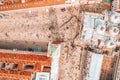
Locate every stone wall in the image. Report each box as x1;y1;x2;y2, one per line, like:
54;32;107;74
0;3;110;80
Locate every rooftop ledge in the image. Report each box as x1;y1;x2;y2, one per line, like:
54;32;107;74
0;48;47;55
